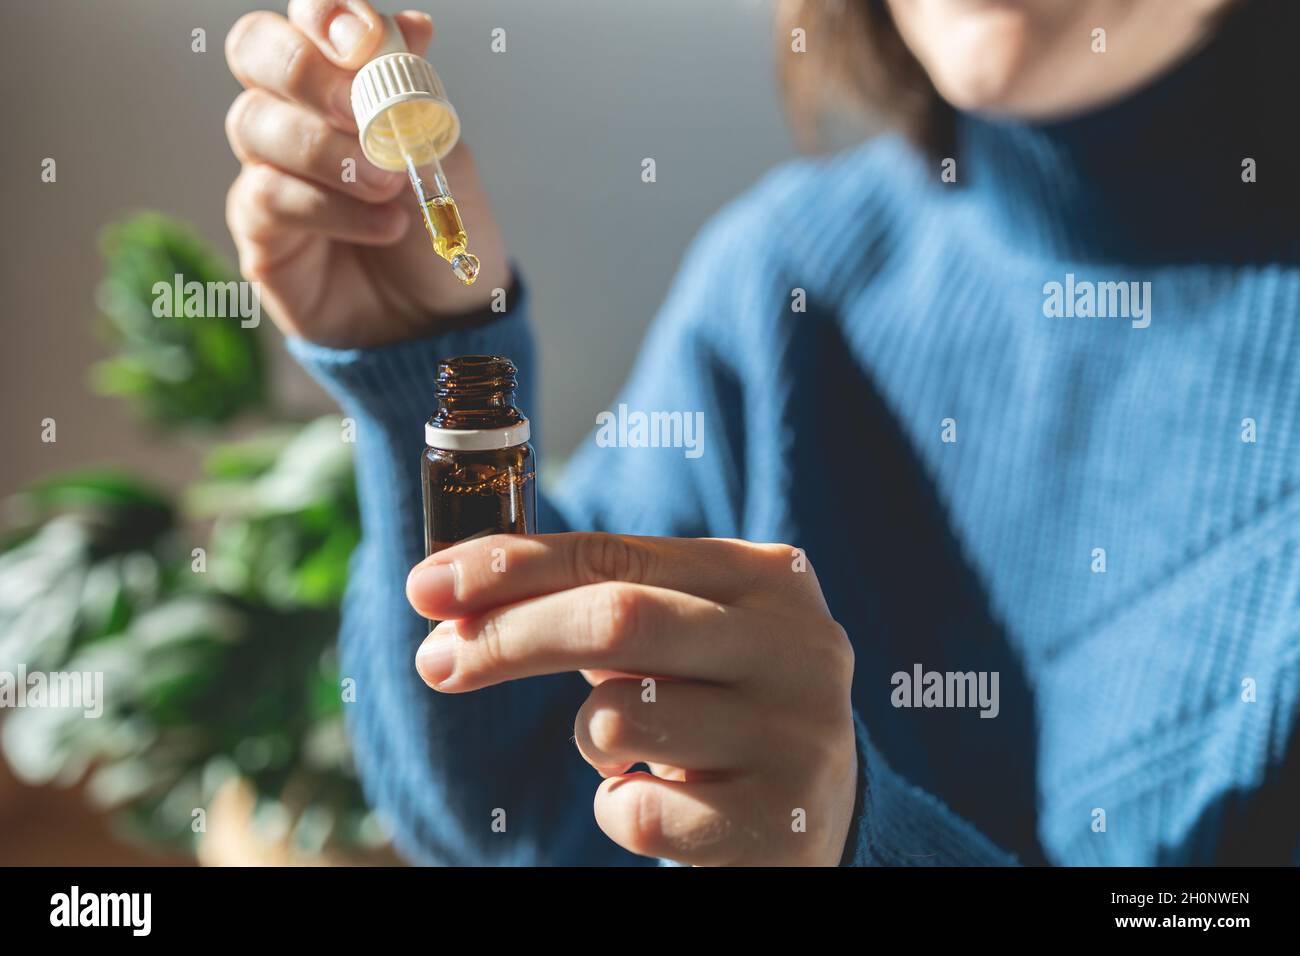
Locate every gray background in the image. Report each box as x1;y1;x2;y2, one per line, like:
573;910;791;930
0;0;842;496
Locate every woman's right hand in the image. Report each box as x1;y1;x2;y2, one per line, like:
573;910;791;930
224;1;509;348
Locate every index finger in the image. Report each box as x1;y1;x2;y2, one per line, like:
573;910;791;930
226;10;358;129
227;7;434;130
406;532;808;620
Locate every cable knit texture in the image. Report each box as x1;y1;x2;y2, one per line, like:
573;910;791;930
289;1;1300;866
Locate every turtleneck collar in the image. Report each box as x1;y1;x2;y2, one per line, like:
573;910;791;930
955;0;1300;265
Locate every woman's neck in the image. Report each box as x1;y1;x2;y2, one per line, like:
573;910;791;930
953;0;1300;265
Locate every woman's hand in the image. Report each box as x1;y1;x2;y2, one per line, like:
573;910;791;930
406;533;859;866
223;1;509;347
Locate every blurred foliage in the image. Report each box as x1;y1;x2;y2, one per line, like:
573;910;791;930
0;213;384;858
92;212;267;427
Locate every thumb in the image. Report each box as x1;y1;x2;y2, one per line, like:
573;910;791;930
393;10;435;57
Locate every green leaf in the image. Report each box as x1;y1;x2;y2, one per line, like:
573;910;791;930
94;212;268;428
6;471;175;560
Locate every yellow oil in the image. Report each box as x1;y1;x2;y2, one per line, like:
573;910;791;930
420;196;467;261
383;100;481;286
417;195;480;286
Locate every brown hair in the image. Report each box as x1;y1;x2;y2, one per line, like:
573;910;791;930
775;0;953;156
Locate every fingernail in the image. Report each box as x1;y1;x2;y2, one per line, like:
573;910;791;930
416;623;457;688
328;11;369;58
408;562;458;611
413;12;434;52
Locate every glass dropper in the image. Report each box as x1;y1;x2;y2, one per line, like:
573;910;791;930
351;16;480;286
386;101;480;285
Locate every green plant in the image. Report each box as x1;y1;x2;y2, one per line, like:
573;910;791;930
93;213;268;427
0;213;383;859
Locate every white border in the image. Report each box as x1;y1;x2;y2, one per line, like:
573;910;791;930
425;419;531;451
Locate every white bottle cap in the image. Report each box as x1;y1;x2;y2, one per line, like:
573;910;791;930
425;420;531;451
351;15;460;172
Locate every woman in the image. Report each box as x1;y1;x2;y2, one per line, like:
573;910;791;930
222;0;1300;865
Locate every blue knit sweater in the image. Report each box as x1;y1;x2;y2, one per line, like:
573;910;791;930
291;3;1300;866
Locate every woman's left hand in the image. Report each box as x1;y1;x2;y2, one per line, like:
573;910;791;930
406;532;858;866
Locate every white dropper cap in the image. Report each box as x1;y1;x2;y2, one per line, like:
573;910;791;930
350;15;461;172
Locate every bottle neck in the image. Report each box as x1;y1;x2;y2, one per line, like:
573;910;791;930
427;355;529;449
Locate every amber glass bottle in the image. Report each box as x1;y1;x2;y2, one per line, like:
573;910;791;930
420;356;536;616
